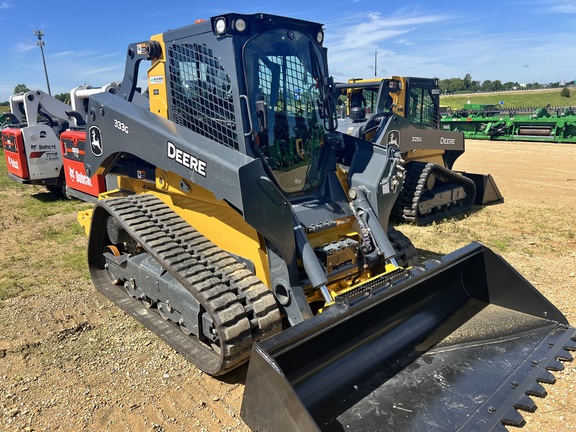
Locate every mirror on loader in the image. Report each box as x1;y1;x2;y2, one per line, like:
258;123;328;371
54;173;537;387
77;12;575;432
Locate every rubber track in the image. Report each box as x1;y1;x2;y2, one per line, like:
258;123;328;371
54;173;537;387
135;196;282;344
392;161;475;225
387;226;418;267
93;194;281;375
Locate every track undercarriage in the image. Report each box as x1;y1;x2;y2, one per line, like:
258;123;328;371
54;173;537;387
87;193;422;376
392;161;477;225
87;193;282;376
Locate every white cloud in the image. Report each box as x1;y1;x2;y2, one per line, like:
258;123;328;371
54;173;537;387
547;4;576;13
324;11;452;81
520;0;576;13
14;42;36;53
322;8;576;84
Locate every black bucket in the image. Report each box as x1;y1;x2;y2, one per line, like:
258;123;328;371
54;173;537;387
461;172;504;205
241;242;575;431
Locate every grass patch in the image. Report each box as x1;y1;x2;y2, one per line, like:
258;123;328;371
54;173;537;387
441;88;568;110
0;275;24;300
491;238;509;252
60;249;91;276
42;223;86;244
394;199;575;261
19;193;92;219
0;153;93;301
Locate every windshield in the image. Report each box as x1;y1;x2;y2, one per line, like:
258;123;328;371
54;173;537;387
243;29;327;193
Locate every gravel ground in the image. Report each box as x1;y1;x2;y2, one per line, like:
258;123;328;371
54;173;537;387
0;139;575;431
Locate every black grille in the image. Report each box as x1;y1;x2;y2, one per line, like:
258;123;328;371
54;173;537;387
258;55;313;115
408;86;437;129
168;43;238;150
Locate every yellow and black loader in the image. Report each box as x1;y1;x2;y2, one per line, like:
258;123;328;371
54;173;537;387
77;13;575;431
336;77;503;225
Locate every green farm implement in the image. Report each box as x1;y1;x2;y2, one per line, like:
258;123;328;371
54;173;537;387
441;104;576;143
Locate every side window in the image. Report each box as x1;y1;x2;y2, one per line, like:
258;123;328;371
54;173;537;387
168;43;238;149
408;87;436;128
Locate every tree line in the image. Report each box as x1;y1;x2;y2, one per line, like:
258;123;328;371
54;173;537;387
2;77;572;106
439;74;573;94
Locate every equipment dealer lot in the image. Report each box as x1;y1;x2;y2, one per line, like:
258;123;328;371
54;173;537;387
0;138;574;431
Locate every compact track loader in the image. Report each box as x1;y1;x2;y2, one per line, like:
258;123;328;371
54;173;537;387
78;13;575;431
1;85;122;200
336;77;503;225
2;89;81;193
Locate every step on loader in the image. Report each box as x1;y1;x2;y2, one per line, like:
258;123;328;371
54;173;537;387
77;13;575;431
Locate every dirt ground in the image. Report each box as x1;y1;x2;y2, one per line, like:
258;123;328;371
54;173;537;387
1;139;575;432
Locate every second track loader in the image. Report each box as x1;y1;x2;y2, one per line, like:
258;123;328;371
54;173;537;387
337;77;503;225
78;13;575;431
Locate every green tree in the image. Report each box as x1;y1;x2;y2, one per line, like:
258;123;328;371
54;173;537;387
55;93;70;103
441;78;466;93
463;73;472;91
491;80;503;91
561;86;571;98
14;84;31;94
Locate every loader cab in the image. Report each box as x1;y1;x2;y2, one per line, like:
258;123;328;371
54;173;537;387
242;21;337;195
401;76;441;129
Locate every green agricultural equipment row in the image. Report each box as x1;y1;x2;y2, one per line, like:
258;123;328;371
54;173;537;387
441;104;576;143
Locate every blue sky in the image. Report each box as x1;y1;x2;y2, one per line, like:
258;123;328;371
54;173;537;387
1;0;575;101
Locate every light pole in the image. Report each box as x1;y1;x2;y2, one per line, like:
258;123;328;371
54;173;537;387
34;29;51;95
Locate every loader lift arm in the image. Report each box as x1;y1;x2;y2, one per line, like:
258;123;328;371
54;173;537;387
13;89;85;128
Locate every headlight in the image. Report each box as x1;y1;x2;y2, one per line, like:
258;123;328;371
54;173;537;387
215;17;227;34
234;18;247;32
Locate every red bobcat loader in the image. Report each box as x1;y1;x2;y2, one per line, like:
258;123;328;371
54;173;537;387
59;83;121;201
2;89;76;193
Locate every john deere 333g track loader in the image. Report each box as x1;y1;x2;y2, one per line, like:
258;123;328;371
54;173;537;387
78;13;575;431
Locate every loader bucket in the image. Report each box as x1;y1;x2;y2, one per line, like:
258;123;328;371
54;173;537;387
461;172;504;205
241;242;576;431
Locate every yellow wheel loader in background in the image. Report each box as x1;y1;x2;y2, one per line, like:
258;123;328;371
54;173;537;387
78;13;575;431
336;77;503;225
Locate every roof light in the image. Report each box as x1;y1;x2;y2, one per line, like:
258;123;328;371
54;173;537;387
215;17;227;35
234;18;246;32
316;30;324;44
